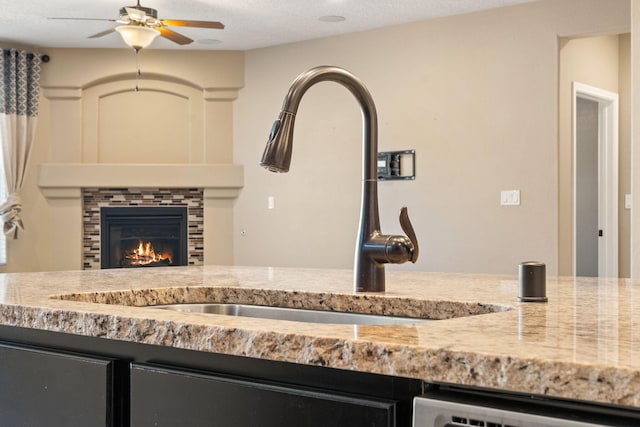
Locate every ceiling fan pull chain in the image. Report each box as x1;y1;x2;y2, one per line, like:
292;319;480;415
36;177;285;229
134;48;141;92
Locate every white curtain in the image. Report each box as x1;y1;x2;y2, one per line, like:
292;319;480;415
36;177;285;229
0;49;42;239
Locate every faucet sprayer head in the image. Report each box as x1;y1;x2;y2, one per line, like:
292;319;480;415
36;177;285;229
260;111;296;173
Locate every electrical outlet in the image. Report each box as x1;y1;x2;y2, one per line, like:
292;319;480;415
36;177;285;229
500;190;520;206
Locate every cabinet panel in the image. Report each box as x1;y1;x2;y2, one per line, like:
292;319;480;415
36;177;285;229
0;342;115;427
131;363;396;427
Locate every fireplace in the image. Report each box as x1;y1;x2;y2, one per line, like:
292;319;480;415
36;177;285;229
100;206;188;269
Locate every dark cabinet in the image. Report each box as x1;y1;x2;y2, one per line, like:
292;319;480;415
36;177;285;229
130;363;396;427
0;342;116;427
0;326;421;426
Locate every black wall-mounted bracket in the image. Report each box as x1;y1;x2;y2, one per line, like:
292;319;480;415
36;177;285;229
377;149;415;181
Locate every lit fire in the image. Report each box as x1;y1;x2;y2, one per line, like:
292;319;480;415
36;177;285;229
125;240;173;266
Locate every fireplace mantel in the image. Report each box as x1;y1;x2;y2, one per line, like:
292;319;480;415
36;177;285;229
37;163;243;269
37;163;244;199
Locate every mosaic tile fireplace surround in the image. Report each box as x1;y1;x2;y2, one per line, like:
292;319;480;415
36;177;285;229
83;188;204;270
38;163;243;271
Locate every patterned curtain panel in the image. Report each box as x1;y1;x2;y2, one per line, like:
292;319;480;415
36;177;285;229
0;49;42;239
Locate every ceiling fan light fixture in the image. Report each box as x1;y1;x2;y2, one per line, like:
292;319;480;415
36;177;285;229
116;25;160;49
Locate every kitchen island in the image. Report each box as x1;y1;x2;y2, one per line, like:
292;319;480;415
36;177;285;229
0;265;639;425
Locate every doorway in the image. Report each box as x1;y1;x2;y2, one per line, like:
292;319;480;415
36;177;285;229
572;82;618;278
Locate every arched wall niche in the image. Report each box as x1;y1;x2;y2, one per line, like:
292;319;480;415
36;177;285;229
82;78;203;164
43;71;239;165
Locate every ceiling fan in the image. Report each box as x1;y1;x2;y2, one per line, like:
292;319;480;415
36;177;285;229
50;1;225;49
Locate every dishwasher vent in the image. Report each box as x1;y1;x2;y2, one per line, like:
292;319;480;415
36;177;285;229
446;415;517;427
413;396;606;427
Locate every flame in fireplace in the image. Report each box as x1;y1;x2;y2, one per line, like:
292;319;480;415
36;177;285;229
125;240;173;266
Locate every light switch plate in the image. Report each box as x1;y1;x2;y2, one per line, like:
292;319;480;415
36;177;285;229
501;190;520;206
625;194;632;210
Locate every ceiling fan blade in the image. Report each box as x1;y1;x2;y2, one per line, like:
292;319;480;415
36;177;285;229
49;17;116;22
158;27;193;45
88;28;117;39
160;19;224;29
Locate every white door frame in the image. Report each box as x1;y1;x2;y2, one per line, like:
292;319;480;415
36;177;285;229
572;82;619;277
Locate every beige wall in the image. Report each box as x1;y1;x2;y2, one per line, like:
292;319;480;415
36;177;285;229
558;35;631;277
3;0;633;275
633;0;640;280
233;0;630;275
620;34;632;278
6;49;243;272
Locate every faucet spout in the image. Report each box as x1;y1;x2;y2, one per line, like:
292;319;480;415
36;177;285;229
261;66;418;292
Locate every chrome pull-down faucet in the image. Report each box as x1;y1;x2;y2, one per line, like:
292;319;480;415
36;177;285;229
260;66;419;292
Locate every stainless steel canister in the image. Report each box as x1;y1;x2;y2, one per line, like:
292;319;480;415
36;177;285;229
518;261;547;302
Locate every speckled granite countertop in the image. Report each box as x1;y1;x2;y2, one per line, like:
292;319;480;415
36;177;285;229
0;266;638;408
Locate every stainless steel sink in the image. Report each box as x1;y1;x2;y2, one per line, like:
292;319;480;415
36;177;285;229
153;303;430;325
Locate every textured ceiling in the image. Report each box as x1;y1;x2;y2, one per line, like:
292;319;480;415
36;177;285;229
0;0;532;51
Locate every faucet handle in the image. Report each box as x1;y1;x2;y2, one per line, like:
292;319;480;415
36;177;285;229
399;207;419;263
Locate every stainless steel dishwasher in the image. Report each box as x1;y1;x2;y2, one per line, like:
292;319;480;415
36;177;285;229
413;385;640;427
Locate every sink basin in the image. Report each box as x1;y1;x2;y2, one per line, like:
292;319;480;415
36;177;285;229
153;303;430;325
53;286;513;325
